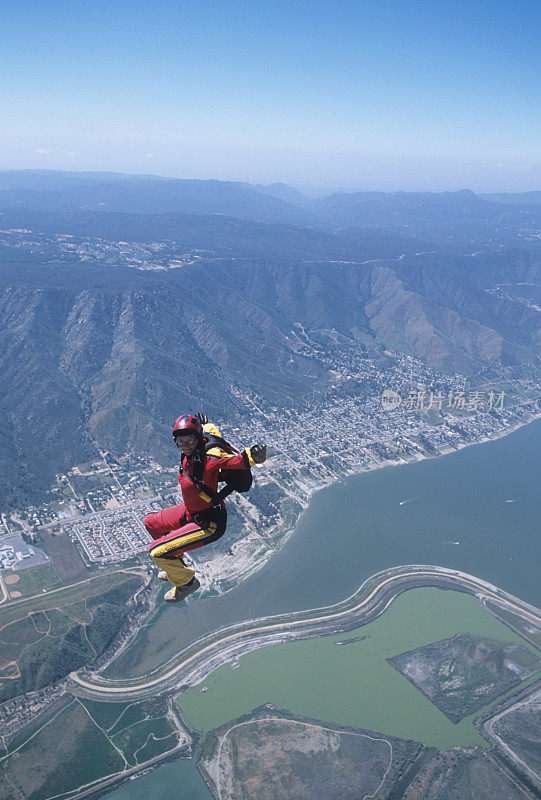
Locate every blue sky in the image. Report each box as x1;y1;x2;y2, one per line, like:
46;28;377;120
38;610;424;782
1;0;540;191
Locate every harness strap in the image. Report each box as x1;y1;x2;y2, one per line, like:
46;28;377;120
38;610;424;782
204;433;240;456
181;437;242;505
181;469;220;504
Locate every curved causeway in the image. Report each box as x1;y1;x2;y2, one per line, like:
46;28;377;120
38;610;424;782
69;564;541;701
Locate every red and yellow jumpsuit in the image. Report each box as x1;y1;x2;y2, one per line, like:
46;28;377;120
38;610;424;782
143;423;255;588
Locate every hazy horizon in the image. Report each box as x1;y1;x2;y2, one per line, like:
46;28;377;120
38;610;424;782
1;165;540;198
2;0;540;193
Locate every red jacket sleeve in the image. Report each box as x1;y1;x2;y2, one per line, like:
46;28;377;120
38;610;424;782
204;452;248;479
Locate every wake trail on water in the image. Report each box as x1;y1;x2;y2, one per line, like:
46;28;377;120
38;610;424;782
398;496;422;506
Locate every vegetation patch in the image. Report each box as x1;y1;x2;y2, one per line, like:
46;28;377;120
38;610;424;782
135;731;179;763
402;747;531;800
63;599;92;623
387;634;541;723
248;480;286;519
31;610;50;633
0;662;19;679
112;716;173;765
0;695;180;800
0;695;184;800
0;614;42;647
0;699;125;800
108;702;148;736
46;608;73;635
0;572;145;702
0;571;133;626
199;707;424;800
80;698;134;730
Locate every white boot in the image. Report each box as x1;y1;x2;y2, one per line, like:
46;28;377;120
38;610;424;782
164;578;200;603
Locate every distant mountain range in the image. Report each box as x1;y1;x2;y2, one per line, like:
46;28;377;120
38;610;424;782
480;191;541;208
0;171;313;226
1;171;540;247
0;170;539;509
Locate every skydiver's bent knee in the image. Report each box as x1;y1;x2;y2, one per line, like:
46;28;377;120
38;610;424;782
143;504;186;539
147;507;227;559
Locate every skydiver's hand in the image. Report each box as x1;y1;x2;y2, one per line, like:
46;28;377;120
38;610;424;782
197;413;208;426
249;443;267;464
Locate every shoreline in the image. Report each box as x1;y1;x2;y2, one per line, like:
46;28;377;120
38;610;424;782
207;409;541;595
64;563;541;800
70;563;541;697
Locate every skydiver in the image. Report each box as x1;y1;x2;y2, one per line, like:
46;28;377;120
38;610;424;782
143;414;267;602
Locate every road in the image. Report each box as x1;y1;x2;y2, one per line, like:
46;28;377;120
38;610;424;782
36;497;159;531
69;564;541;701
484;688;541;791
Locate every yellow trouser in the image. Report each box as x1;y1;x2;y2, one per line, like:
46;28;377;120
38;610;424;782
152;554;196;588
147;510;225;589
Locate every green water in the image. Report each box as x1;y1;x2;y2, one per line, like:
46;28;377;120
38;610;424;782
177;587;538;749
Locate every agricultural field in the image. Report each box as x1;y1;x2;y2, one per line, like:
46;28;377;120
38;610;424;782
0;570;146;702
199;707;424;800
39;527;88;582
0;694;186;800
388;634;541;722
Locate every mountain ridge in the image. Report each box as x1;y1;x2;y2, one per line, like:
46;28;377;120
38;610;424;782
0;173;539;510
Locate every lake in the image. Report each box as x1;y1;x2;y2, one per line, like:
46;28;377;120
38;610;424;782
103;419;541;800
108;418;541;679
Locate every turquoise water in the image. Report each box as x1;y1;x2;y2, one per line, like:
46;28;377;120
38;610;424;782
102;761;212;800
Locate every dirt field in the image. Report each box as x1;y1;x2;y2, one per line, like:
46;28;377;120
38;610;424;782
199;710;422;800
9;591;22;599
4;574;19;585
40;528;87;582
493;691;541;778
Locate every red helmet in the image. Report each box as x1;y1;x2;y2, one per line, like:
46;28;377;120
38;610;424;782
172;414;202;440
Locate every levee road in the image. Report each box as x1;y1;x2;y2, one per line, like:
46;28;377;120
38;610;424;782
69;564;541;702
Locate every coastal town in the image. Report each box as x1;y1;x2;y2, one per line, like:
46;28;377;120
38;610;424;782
0;342;538;597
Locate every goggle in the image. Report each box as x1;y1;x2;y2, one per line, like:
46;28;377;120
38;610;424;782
174;433;198;445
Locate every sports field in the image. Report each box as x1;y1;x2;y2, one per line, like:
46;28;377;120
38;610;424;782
6;562;60;598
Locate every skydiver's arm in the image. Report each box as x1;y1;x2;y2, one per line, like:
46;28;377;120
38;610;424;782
205;445;267;477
